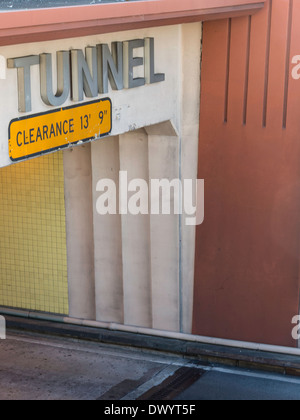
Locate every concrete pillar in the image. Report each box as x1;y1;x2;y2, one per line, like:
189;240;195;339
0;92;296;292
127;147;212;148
180;23;202;333
92;136;124;323
63;144;95;320
147;122;180;332
119;130;152;328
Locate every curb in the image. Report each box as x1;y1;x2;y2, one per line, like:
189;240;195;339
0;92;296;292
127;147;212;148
4;314;300;377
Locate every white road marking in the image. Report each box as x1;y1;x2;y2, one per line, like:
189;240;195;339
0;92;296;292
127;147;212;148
122;365;184;400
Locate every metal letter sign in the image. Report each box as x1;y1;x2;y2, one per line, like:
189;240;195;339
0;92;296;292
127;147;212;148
7;38;165;162
40;51;70;107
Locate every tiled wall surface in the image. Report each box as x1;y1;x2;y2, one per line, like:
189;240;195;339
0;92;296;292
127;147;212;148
0;152;68;314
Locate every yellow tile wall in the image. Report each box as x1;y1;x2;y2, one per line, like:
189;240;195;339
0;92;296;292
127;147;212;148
0;152;69;314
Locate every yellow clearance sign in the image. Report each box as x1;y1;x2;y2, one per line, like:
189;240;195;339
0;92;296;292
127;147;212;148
9;98;112;162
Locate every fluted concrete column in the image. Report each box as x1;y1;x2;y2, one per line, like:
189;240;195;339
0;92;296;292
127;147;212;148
146;122;180;332
119;130;152;328
92;136;124;324
63;144;95;320
180;23;202;333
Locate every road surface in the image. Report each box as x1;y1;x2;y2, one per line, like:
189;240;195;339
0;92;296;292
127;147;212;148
0;331;300;400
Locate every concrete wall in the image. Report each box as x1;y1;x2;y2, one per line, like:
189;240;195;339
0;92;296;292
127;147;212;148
64;24;201;333
0;23;202;333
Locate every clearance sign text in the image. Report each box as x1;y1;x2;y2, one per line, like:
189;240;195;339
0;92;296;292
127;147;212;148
7;38;165;161
9;99;111;161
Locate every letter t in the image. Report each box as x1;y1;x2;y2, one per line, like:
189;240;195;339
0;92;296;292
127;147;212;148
7;55;40;112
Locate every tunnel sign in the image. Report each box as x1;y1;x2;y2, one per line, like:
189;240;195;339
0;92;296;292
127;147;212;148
7;38;165;163
9;98;112;161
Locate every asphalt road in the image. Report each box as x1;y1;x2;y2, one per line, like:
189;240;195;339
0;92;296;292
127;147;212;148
177;367;300;400
0;331;300;400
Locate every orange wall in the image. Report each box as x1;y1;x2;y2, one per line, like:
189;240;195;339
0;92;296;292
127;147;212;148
193;0;300;347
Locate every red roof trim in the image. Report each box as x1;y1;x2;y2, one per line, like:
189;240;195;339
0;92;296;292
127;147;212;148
0;0;266;46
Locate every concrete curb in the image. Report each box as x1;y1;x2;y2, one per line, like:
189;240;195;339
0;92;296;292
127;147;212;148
4;314;300;377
